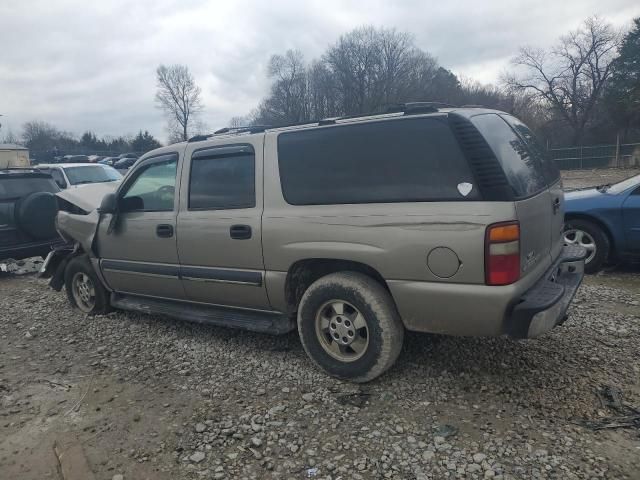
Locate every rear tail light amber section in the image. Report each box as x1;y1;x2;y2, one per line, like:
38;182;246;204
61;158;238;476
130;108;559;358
485;221;520;286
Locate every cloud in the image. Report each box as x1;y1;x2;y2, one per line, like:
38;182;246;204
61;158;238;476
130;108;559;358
1;0;638;143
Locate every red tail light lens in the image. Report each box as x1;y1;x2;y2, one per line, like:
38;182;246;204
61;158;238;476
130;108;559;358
485;221;520;286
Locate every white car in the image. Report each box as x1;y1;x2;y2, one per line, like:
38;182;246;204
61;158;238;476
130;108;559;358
35;163;122;190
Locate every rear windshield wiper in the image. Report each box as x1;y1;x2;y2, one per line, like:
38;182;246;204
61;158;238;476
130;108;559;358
595;183;611;192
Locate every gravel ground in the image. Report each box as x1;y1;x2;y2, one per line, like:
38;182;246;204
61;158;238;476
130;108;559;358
1;169;639;480
1;269;639;480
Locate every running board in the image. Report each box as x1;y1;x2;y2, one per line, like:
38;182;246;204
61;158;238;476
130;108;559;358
110;293;295;335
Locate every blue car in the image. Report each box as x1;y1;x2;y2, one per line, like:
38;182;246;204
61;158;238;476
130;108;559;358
564;173;640;272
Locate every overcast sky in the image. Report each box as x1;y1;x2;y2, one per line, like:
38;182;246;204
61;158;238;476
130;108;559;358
1;0;638;143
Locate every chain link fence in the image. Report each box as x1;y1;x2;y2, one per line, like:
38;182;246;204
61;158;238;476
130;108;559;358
550;142;640;170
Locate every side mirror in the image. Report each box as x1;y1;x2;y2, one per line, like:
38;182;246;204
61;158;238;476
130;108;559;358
119;196;144;212
98;192;117;214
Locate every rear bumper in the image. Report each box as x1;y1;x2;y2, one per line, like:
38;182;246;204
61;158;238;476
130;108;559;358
504;244;586;338
387;245;586;337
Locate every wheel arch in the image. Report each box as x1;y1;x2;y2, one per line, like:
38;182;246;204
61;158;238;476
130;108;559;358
283;258;391;316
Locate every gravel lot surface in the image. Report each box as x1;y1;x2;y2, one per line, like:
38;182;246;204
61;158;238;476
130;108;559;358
1;169;639;480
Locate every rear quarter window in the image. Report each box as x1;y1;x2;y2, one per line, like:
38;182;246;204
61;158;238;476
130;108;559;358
471;114;548;198
0;177;58;199
277;117;479;205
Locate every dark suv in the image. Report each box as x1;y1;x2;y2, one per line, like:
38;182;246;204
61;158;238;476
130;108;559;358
0;170;63;261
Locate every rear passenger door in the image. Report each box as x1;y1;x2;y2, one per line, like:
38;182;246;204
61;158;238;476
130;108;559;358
176;139;271;310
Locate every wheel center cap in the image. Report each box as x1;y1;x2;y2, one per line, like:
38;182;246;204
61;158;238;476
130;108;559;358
328;315;356;345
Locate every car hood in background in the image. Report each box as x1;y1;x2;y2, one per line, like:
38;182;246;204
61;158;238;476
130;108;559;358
564;188;603;201
56;181;119;212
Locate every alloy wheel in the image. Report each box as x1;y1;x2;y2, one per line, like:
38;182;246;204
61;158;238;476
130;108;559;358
315;300;369;362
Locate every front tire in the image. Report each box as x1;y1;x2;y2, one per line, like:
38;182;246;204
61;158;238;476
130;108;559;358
297;272;404;382
64;255;111;314
564;218;609;273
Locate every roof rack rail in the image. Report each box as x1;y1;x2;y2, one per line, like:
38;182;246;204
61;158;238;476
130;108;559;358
460;104;487;108
188;125;271;142
188;101;456;142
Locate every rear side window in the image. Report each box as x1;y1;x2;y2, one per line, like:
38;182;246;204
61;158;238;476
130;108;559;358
189;152;255;210
0;177;58;199
471;114;547;198
277;117;479;205
500;114;560;185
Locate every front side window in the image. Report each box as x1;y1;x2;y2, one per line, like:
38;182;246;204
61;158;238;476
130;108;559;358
471;114;547;198
188;151;255;210
277;117;479;205
122;156;177;211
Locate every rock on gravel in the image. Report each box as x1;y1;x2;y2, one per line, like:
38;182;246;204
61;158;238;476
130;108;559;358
189;451;205;463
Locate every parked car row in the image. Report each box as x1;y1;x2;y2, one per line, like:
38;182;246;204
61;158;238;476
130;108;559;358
48;152;139;168
35;163;122;190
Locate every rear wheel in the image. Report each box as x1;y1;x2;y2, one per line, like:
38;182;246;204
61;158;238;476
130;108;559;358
297;272;404;382
564;218;609;273
64;255;110;314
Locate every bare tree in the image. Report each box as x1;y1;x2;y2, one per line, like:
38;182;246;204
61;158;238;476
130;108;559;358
504;17;620;144
155;64;204;142
258;50;309;124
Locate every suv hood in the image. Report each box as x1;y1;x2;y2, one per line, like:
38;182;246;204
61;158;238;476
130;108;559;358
56;181;118;212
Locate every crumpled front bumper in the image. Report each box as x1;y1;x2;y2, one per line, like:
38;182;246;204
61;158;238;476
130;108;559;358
505;244;587;339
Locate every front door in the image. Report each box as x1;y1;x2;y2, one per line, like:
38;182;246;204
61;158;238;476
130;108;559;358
622;187;640;254
97;152;186;299
176;139;270;310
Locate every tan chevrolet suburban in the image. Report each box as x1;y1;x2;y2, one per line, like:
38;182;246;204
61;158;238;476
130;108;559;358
42;103;586;382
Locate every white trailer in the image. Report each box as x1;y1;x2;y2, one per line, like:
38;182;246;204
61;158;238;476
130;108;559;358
0;144;30;169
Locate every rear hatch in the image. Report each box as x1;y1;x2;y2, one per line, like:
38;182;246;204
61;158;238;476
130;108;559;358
470;113;563;279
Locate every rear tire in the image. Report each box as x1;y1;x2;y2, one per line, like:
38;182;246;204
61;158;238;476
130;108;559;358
64;255;111;315
564;218;609;274
297;272;404;382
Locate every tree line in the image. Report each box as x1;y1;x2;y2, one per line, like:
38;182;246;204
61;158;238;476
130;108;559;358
238;16;640;147
3;15;638;153
1;120;162;162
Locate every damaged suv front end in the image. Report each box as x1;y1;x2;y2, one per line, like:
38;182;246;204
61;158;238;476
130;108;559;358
40;183;117;290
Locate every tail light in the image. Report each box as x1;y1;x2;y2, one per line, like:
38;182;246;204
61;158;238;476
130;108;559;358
485;221;520;286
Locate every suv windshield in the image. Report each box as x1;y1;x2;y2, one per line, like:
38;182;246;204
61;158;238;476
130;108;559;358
63;165;122;185
604;174;640;194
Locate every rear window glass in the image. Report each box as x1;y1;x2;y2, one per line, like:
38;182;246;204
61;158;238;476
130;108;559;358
64;165;122;185
0;176;58;199
500;114;560;185
471;114;547;198
277;117;479;205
